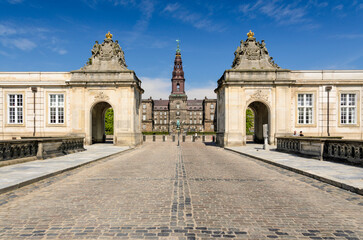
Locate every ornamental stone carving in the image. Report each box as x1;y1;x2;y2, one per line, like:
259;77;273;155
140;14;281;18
81;32;128;71
249;90;269;102
94;92;110;101
232;30;280;70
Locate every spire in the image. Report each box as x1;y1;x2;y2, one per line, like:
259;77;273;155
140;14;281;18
171;40;185;94
176;39;181;54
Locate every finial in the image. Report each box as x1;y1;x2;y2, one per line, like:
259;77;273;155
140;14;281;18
176;39;181;54
247;30;254;38
106;31;113;39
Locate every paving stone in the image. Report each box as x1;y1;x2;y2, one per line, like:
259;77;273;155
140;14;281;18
0;142;362;239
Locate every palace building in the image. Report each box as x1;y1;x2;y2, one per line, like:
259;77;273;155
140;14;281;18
216;30;363;147
141;43;217;133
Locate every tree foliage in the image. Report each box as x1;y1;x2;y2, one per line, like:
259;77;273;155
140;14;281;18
105;108;114;135
246;108;254;135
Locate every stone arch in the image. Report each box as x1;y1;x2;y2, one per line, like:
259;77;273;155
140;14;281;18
91;101;114;144
244;100;271;144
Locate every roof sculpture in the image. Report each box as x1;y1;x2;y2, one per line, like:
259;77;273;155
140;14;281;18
232;30;280;70
80;31;128;71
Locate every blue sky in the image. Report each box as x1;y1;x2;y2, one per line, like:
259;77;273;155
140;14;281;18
1;0;363;99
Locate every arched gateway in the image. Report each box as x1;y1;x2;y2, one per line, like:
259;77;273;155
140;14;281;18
70;32;144;146
216;30;363;147
91;101;112;143
247;101;270;143
0;32;143;147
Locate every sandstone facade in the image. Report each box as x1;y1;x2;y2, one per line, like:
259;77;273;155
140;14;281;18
0;33;143;147
216;31;363;147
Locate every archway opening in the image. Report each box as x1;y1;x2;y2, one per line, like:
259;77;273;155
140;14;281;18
246;108;254;142
247;101;269;144
91;101;113;144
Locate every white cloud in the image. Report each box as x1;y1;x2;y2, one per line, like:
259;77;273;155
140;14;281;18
186;87;216;99
0;38;36;51
12;38;36;50
140;77;170;99
163;3;180;13
51;47;68;55
140;76;216;100
238;0;318;26
0;24;17;36
333;4;343;11
6;0;24;4
0;22;67;54
162;3;224;32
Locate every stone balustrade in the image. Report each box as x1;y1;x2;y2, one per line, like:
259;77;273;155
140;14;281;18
276;136;363;165
0;137;85;164
325;140;363;164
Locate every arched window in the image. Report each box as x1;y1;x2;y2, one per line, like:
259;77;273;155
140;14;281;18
177;83;180;91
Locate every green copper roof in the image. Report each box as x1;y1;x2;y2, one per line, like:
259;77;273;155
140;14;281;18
176;39;180;54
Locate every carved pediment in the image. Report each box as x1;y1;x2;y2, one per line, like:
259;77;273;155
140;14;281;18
232;30;280;70
80;32;128;71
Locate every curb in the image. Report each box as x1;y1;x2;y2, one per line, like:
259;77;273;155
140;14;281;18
0;148;134;195
225;148;363;196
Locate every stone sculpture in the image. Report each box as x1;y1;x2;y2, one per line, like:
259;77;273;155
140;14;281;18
232;30;280;70
81;31;128;71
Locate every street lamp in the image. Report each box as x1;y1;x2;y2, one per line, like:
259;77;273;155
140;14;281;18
170;120;188;146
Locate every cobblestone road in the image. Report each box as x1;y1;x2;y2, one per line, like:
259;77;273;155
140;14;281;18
0;142;362;239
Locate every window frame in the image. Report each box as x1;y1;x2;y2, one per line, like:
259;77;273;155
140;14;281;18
338;91;360;127
46;92;66;126
7;93;24;125
48;93;65;125
295;92;316;127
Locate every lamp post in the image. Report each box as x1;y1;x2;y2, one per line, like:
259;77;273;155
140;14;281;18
325;86;332;136
31;87;37;137
176;120;180;146
170;120;187;146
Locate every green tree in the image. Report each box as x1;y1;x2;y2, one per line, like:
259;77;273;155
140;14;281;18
105;108;114;135
246;108;254;135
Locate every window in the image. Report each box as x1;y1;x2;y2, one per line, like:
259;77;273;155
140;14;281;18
154;120;157;124
211;104;214;109
194;112;196;115
200;112;202;116
177;104;180;109
211;114;214;121
211;125;214;130
177;83;180;91
160;112;162;115
142;125;146;130
164;112;166;115
49;94;64;124
190;120;192;124
194;120;197;124
143;109;146;113
176;111;180;116
160;120;162;124
341;93;356;124
142;115;146;121
164;120;167;124
199;120;202;124
143;104;146;109
298;94;313;124
8;94;23;124
190;112;192;116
